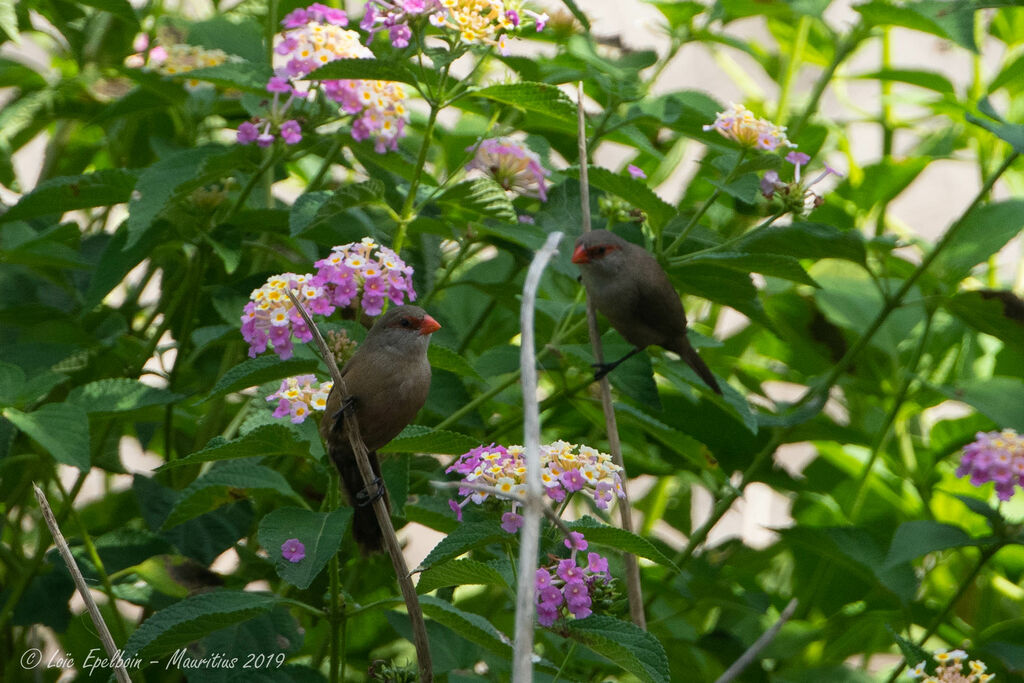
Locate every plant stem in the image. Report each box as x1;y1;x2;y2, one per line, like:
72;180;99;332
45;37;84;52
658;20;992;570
776;15;810;121
788;23;866;139
665;150;746;257
327;466;342;683
307;137;345;192
393;104;440;254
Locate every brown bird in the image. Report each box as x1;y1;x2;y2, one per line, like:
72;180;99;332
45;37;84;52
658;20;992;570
320;305;441;551
572;229;722;394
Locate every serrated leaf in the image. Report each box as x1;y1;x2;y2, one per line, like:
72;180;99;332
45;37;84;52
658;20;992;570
884;521;978;568
290;180;385;236
257;507;352;590
438;178;516;223
179;61;273;93
890;629;932;671
428;344;482;381
205;356;321;402
473;82;578;131
934;200;1024;281
417;594;512;657
941;377;1024;432
0;170;138;223
305;58;416;85
3;403;90;470
945;290;1024;353
380;424;480;455
416;558;509;594
0;362;27;406
568;517;679;570
163;461;301;529
122;591;279;659
418;520;506;569
734;221;866;265
564;166;676;230
67;378;182;414
677;252;816;286
565;616;670;683
84;219;158;310
157;424;311;470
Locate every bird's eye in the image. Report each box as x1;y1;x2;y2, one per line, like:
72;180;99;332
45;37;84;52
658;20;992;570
400;318;412;328
595;247;606;255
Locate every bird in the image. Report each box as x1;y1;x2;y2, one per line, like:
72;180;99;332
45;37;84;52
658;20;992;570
571;229;722;394
319;305;441;551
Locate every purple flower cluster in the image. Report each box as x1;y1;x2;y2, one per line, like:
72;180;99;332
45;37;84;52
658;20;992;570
237;78;305;147
361;0;434;48
957;429;1024;501
466;137;550;201
281;538;306;563
535;533;610;626
240;238;416;359
266;374;333;424
445;441;625;522
760;150;842;215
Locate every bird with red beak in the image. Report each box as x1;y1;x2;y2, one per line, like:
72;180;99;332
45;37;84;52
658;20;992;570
572;230;722;394
320;305;441;551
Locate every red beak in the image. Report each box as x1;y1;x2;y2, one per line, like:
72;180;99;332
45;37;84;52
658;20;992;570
571;245;589;264
419;314;441;335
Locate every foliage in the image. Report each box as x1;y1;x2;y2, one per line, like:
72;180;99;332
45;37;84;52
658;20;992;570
2;0;1024;681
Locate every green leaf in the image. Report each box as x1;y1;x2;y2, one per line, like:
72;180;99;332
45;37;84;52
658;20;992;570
77;0;139;26
157;424;311;470
205;356;321;402
679;252;816;286
305;59;416;85
187;16;266;63
0;2;19;44
122;590;279;659
417;594;513;657
380;424;480;455
3;403;90;470
856;1;976;52
564;166;677;231
289;180;385;236
428;344;483;381
940;377;1024;432
854;68;955;96
945;290;1024;353
437;178;517;223
568;517;679;570
949;493;1005;531
416;558;509;594
0;170;138;223
0;362;27;406
884;521;978;568
565;616;671;683
934;200;1024;281
163;461;301;529
84;219;159;310
890;629;932;671
178;61;272;93
735;221;867;265
67;378;182;414
257;507;352;590
473;82;578;131
418;520;506;569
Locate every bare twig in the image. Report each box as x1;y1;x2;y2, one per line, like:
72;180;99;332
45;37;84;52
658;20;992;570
513;231;564;683
32;484;131;683
429;480;573;538
285;291;433;683
576;81;647;629
714;598;798;683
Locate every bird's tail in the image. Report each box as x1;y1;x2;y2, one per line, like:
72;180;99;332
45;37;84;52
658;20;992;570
670;335;723;395
332;447;388;553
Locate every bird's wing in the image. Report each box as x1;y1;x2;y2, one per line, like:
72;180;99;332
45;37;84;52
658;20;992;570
630;248;689;340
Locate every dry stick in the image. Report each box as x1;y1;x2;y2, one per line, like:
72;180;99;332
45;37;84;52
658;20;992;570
32;484;131;683
513;231;564;683
713;598;798;683
285;291;433;683
576;81;647;630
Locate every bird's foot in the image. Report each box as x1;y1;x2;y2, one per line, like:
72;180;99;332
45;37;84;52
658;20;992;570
355;477;386;507
330;396;358;431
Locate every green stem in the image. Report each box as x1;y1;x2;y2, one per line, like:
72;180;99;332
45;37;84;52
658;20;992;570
776;15;811;120
875;28;894;237
327;466;343;683
884;544;1002;683
667;211;785;266
225;149;282;224
552;641;578;683
788;22;867;139
665;150;747;256
422;240;484;306
393;103;441;254
307;138;345;192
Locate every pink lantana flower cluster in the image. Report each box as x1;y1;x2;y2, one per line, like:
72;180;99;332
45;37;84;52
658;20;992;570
268;4;409;153
957;429;1024;501
703;103;795;152
240;239;416;359
310;238;416;316
466;137;550;201
760;151;842;216
140;41;231;91
535;532;612;626
362;0;547;53
266;374;333;424
445;441;625;523
237;77;306;147
908;649;994;682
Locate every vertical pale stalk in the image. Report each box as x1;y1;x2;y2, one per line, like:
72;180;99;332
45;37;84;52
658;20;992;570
576;82;647;629
512;231;564;683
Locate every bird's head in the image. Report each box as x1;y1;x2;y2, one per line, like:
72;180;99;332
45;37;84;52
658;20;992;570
571;230;628;273
365;305;441;354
